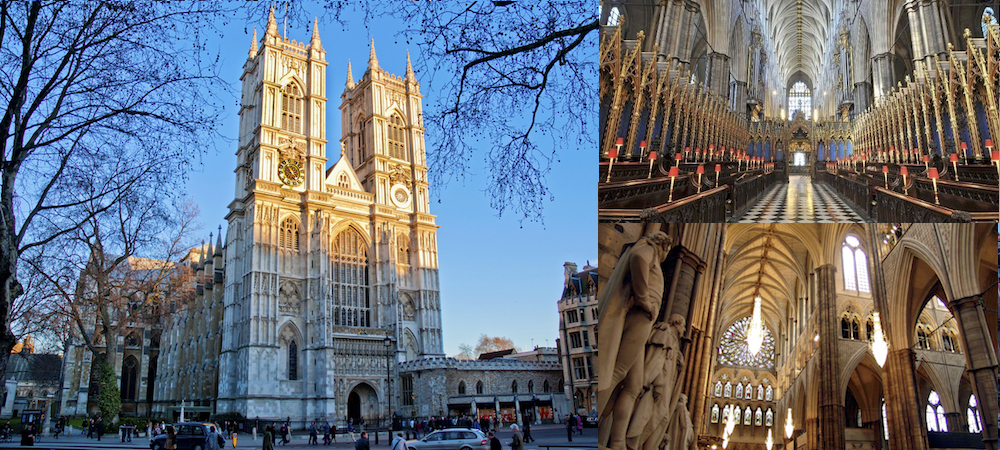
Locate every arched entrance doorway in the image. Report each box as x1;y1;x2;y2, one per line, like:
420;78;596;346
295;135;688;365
347;383;379;424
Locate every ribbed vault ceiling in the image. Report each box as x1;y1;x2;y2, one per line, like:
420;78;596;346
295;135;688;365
764;0;833;85
719;224;817;336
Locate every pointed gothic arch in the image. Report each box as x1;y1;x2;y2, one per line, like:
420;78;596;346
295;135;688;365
278;322;303;381
386;112;408;162
331;227;371;327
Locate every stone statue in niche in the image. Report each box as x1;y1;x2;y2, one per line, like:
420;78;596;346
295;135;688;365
401;294;416;320
597;231;672;449
633;314;685;450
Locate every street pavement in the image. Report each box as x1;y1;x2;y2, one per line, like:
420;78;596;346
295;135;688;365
0;424;596;450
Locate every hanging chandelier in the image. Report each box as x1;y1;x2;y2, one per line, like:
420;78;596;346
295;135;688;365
747;295;765;355
785;408;794;439
871;311;889;367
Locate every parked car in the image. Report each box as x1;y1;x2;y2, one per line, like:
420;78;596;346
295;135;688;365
150;423;221;450
585;412;598;428
406;428;489;450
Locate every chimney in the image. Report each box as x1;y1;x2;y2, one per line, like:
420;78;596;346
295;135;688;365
563;262;578;283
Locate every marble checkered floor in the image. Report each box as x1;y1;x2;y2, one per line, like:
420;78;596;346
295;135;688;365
732;175;870;223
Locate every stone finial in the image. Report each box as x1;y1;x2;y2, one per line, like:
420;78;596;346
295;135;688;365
215;226;224;256
405;51;416;82
311;17;322;49
346;60;355;89
249;28;258;58
368;38;379;71
266;5;278;37
207;233;214;258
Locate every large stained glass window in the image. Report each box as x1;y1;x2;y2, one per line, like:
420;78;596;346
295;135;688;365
788;82;811;120
718;316;775;368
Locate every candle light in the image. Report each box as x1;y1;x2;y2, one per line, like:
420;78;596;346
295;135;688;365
639;140;647;160
675;152;683;168
922;154;930;172
647;151;657;179
882;165;889;189
668;166;680;202
899;165;909;195
696;164;705;193
949;153;959;181
960;142;968;163
715;163;722;185
928;167;940;204
684;147;691;162
992;149;999;176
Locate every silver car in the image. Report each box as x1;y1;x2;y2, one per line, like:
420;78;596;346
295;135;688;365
406;428;490;450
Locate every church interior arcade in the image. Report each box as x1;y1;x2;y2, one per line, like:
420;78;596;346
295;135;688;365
599;1;999;223
597;223;998;450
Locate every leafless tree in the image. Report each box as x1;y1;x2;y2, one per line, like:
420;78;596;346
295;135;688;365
0;1;233;382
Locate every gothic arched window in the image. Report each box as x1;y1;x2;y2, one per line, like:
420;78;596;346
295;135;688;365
477;381;485;394
331;228;370;327
288;340;299;380
735;383;743;399
528;380;534;393
765;408;773;427
968;395;983;433
338;174;350;188
765;385;773;401
926;390;947;431
866;318;874;341
511;380;518;393
281;83;303;134
458;381;466;395
942;331;957;352
744;406;752;425
711;404;720;423
744;383;752;400
541;380;548;393
788;82;811;120
714;381;723;397
387;114;407;161
841;236;870;293
755;407;763;426
606;6;621;27
280;218;299;252
757;385;764;400
724;381;732;398
120;356;138;401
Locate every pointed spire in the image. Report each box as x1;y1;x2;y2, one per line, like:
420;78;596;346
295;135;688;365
215;225;224;256
346;60;355;89
405;51;416;82
207;232;214;258
266;5;278;37
368;38;379;71
200;239;207;264
249;28;258;58
311;17;321;46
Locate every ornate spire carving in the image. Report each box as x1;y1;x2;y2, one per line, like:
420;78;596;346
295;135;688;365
405;51;415;82
266;5;278;37
346;60;355;89
368;38;379;72
249;28;258;58
311;17;322;49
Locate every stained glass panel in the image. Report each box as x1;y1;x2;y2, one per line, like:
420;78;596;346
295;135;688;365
717;317;776;368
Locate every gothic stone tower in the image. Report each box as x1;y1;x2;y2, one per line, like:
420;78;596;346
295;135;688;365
217;9;443;422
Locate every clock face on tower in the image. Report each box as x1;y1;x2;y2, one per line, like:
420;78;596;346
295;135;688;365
278;159;305;187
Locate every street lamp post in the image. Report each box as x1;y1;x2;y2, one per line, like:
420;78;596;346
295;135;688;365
384;336;392;431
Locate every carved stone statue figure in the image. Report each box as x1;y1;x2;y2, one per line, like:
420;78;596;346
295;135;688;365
623;322;670;450
638;314;686;450
667;394;694;450
597;231;672;449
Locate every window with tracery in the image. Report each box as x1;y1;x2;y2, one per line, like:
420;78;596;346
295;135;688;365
744;382;752;400
842;315;861;340
288;340;299;380
711;404;720;423
866;318;874;341
755;407;763;426
788;81;811;120
120;356;138;401
942;331;958;352
968;395;983;433
606;6;621;26
724;381;732;398
717;316;775;368
757;385;764;400
281;83;303;134
926;390;947;432
332;228;370;327
744;406;752;425
280;218;300;251
397;233;410;265
387;114;408;161
735;383;743;399
765;408;773;427
715;381;723;397
478;381;485;394
841;236;870;293
765;385;773;401
916;322;932;350
733;405;741;424
338;174;350;188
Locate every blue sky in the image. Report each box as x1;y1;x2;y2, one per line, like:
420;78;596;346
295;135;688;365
185;5;595;357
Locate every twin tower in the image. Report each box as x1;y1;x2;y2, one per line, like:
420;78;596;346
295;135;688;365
217;9;444;420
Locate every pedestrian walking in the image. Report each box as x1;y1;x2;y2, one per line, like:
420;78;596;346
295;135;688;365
86;419;93;439
487;431;502;450
309;422;318;445
263;425;274;450
205;425;220;450
576;413;583;435
354;431;370;450
390;432;407;450
348;421;355;442
331;423;338;443
164;426;177;450
508;425;523;450
322;421;330;445
522;421;533;443
20;423;34;446
96;417;105;441
564;415;574;442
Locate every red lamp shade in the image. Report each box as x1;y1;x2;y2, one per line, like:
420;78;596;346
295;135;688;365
615;137;624;146
721;146;726;152
696;165;705;174
949;153;959;162
882;165;889;173
709;144;715;150
992;150;999;162
608;148;618;159
668;167;680;177
928;167;940;179
922;155;930;162
961;142;968;150
986;139;994;148
715;164;722;173
649;151;658;161
899;166;909;176
913;148;919;155
889;146;895;151
639;140;647;148
685;147;691;153
675;153;683;161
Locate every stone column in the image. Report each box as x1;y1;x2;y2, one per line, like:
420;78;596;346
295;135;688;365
706;53;731;97
854;82;872;113
884;349;929;450
951;294;999;450
872;53;895;102
905;1;928;78
814;264;846;450
515;397;523;426
675;1;698;68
